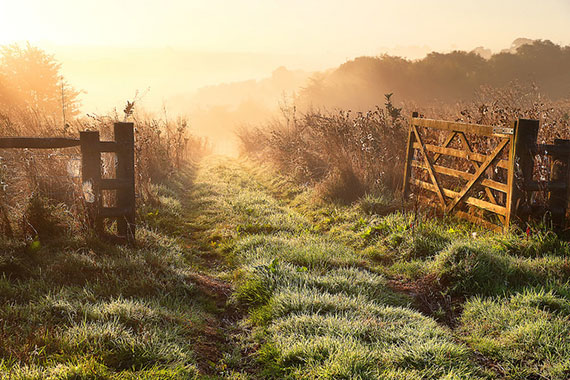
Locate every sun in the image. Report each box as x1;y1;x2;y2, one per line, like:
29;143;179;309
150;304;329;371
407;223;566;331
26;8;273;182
0;2;46;46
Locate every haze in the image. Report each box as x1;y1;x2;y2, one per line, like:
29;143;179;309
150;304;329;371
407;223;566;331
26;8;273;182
1;0;570;152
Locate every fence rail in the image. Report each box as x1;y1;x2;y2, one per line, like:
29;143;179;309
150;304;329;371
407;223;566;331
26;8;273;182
0;137;80;149
402;113;569;232
0;122;136;244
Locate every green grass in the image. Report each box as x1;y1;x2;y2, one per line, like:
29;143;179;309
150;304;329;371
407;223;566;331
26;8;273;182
190;158;492;379
460;288;570;379
430;238;570;297
199;157;570;379
2;156;570;379
0;167;225;379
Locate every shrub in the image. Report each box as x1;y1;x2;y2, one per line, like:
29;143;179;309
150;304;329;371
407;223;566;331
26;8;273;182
237;94;408;202
23;194;69;241
314;165;366;204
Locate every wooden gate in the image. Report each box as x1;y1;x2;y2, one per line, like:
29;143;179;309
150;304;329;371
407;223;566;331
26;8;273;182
0;122;136;244
402;112;542;232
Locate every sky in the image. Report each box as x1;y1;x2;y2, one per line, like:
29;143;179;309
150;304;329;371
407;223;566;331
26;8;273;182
1;0;570;54
1;0;570;114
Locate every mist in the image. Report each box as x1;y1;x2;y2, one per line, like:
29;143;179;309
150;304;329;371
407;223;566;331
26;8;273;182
3;37;570;156
40;45;334;154
42;39;570;154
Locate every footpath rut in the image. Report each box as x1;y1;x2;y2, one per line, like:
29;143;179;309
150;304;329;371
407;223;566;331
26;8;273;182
181;156;498;379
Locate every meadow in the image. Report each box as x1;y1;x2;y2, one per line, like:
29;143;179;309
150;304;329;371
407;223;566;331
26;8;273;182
1;44;570;380
2;150;570;379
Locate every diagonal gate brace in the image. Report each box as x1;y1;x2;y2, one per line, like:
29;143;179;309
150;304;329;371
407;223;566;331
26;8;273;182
457;132;507;223
412;125;447;207
446;138;510;213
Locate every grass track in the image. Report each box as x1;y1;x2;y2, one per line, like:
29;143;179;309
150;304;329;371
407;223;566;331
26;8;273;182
1;156;570;379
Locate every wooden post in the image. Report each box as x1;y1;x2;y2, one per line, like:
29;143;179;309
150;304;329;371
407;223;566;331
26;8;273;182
80;131;102;232
114;122;136;245
402;111;418;197
505;118;539;229
566;142;570;229
549;139;570;228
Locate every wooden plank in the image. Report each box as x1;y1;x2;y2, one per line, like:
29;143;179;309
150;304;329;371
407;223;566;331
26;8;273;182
0;137;80;149
432;131;457;164
413;142;510;169
410;178;508;216
562;139;570;229
412;125;446;207
411;194;505;230
548;139;570;227
533;144;570;156
505;122;517;231
506;119;540;228
402;112;417;196
411;160;508;192
457;132;506;224
411;178;453;196
446;138;510;213
455;211;503;232
411;118;510;137
80;131;102;232
114;122;136;245
464;196;508;217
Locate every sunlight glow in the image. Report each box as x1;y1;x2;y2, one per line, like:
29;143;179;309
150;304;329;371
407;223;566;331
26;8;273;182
0;0;569;54
2;0;570;120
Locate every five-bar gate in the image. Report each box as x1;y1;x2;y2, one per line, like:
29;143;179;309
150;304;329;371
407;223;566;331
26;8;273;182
402;112;568;232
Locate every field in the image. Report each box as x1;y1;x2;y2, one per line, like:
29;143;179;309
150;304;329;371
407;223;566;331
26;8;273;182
1;39;570;380
2;155;569;379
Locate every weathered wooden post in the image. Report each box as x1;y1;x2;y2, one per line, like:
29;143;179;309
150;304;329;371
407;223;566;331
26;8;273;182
114;122;136;245
505;119;539;229
566;142;570;229
80;131;102;232
548;139;570;228
402;111;418;197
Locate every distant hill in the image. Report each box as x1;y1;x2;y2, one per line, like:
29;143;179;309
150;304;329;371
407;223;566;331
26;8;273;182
163;39;570;153
295;39;570;111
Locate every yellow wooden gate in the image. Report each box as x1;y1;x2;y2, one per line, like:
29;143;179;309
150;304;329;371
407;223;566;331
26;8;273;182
402;113;540;232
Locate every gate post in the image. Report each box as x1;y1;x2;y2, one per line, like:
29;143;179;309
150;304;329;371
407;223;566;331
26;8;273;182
114;122;136;244
80;131;102;232
549;139;570;228
402;112;418;197
506;119;539;229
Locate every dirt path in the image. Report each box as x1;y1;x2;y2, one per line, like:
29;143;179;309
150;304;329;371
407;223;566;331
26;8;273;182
174;158;261;377
177;157;504;379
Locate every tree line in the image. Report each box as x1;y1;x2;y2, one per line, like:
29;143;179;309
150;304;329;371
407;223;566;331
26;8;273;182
297;39;570;110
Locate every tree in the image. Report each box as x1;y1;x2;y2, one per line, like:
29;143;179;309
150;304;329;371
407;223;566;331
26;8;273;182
0;43;81;121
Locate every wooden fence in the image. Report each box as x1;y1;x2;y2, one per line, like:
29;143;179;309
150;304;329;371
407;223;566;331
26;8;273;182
0;122;136;244
402;112;570;232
